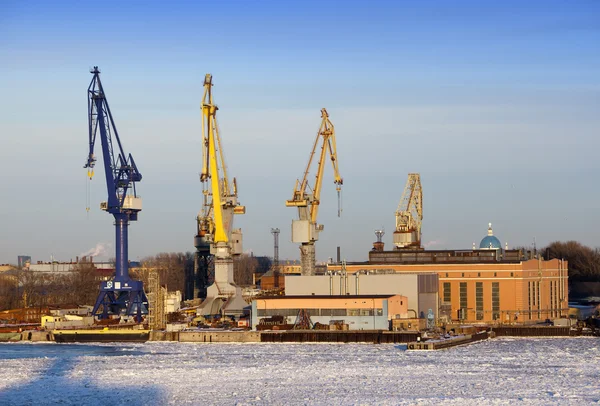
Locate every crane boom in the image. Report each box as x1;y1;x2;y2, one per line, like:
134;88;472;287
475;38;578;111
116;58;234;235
84;66;148;320
286;108;343;275
393;173;423;250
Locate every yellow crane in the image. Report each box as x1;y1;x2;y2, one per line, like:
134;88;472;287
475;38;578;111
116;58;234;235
393;173;423;250
196;74;246;317
197;73;245;251
286;108;343;275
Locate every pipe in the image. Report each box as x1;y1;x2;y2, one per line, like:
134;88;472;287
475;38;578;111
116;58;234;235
345;272;349;295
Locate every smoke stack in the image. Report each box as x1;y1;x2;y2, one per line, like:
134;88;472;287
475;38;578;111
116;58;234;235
337;246;341;263
373;229;385;251
372;242;384;251
76;256;79;263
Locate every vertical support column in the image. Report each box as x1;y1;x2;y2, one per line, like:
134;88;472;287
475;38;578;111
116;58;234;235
300;243;315;276
115;214;128;280
271;228;280;288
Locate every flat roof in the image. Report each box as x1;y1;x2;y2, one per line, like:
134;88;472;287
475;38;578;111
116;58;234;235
258;295;399;299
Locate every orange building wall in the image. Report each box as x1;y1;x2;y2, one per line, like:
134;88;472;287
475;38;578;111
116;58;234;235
257;295;408;320
327;258;568;324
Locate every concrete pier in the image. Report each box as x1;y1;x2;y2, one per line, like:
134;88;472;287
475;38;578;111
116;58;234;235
408;331;493;350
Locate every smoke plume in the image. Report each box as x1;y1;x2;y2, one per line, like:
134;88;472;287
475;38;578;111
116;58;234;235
423;240;444;248
81;242;111;258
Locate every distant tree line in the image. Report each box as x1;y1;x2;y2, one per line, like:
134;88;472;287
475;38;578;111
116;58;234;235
0;251;275;311
0;262;100;312
134;252;272;292
543;241;600;283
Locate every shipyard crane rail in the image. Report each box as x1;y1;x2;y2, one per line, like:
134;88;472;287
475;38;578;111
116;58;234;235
286;108;343;275
84;66;148;320
393;173;423;250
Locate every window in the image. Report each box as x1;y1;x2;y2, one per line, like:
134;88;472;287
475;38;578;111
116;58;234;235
446;273;449;278
462;273;465;277
528;281;532;320
492;282;500;320
478;273;481;277
443;282;451;304
550;281;554;317
537;281;541;318
494;272;497;277
460;282;467;311
476;282;483;320
510;272;513;277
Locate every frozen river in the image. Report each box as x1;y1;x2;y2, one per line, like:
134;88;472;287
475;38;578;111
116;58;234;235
0;338;599;405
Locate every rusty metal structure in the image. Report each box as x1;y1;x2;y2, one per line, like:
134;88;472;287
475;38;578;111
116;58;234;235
147;269;165;330
293;309;314;330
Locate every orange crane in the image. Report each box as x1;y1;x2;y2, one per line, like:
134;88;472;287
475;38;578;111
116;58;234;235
286;108;343;275
393;173;423;249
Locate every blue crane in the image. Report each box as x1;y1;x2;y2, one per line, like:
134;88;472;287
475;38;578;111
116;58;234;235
84;66;148;321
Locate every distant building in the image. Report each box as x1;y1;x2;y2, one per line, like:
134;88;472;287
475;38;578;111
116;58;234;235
479;223;502;250
284;273;438;320
252;294;408;330
17;256;31;269
327;223;569;324
25;257;115;280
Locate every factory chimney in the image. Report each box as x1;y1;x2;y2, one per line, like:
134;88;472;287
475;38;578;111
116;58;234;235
336;246;341;263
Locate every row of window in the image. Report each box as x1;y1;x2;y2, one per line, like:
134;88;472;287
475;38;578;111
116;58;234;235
257;308;385;317
444;272;514;278
444;282;500;320
526;280;565;319
528;281;541;319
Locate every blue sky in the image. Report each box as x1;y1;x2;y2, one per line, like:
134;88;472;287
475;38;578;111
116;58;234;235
1;0;599;264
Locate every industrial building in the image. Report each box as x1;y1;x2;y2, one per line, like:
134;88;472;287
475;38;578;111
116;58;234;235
327;224;569;324
283;273;438;321
252;295;408;330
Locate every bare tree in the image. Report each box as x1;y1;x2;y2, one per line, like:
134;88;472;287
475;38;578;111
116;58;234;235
69;262;101;305
544;241;600;282
0;272;20;311
233;254;259;286
139;252;189;292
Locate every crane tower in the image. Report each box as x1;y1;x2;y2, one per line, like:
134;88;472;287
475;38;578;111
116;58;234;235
84;67;148;320
286;109;343;275
393;173;423;250
196;74;247;317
